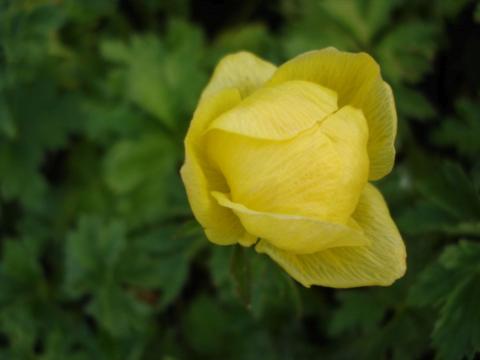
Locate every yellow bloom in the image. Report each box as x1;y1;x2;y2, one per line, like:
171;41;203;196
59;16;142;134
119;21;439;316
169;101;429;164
181;48;406;288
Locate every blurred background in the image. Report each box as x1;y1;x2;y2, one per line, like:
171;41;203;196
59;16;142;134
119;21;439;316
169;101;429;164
1;0;480;359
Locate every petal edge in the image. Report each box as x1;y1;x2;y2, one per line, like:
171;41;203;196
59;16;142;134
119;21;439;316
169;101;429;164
255;183;406;288
268;47;397;180
212;191;370;254
200;51;276;103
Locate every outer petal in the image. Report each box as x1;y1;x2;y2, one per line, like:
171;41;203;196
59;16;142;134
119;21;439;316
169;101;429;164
319;105;370;219
208;80;338;140
206;106;369;223
200;51;276;103
255;184;407;288
212;191;369;254
267;47;397;180
181;88;255;246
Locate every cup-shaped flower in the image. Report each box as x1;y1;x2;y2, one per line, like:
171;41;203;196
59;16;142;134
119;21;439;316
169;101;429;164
181;48;406;288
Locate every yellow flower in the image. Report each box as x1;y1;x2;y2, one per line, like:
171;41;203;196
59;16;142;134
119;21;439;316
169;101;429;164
181;48;406;288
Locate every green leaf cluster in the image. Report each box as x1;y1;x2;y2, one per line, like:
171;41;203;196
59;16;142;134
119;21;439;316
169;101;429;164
1;0;480;359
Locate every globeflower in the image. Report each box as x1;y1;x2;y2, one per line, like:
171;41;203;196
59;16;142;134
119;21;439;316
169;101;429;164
181;48;406;288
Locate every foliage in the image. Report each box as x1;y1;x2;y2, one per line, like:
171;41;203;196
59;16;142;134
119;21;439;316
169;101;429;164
0;0;479;359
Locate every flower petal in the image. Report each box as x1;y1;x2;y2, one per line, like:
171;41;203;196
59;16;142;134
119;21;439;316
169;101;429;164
268;47;397;180
319;105;370;219
255;183;407;288
212;191;369;254
208;80;338;140
181;88;255;246
206;106;369;223
200;51;276;103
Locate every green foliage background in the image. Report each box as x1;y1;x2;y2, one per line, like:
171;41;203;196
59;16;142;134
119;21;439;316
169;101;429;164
1;0;480;359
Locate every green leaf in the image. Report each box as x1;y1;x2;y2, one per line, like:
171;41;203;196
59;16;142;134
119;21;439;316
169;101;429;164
182;295;231;356
120;223;205;308
409;241;480;360
439;240;480;270
104;133;180;226
1;1;479;359
432;276;480;360
87;283;151;338
64;216;158;339
209;245;303;319
249;253;302;320
432;98;480;159
282;0;360;55
104;134;173;193
209;24;279;64
411;158;480;221
0;80;82;209
64;216;127;298
409;262;460;308
317;0;377;45
64;0;115;24
0;303;37;358
377;21;439;84
209;246;235;291
230;246;252;307
0;238;46;305
100;20;207;128
328;290;387;336
1;240;42;288
0;91;16;138
0;3;65;80
100;35;173;125
359;0;400;35
283;0;399;51
81;99;151;145
0;238;49;358
397;200;458;235
395;85;436;121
